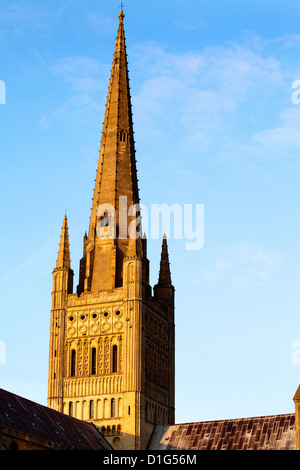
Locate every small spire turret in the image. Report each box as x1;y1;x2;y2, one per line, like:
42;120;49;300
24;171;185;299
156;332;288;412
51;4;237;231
158;234;172;286
56;215;71;269
154;235;174;307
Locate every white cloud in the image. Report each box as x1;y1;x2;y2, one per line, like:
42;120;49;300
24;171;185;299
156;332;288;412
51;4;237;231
53;93;103;124
85;12;117;35
39;115;50;131
253;127;300;151
0;246;51;282
53;57;107;92
196;245;283;287
0;2;46;37
50;34;300;165
131;39;288;149
136;37;300;170
252;108;300;159
51;57;110;122
268;34;300;51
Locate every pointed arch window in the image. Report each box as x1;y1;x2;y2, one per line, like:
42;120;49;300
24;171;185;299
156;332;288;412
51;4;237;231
119;130;127;142
70;349;76;377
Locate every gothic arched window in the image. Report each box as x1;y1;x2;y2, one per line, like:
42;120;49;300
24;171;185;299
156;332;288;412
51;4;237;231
119;130;127;142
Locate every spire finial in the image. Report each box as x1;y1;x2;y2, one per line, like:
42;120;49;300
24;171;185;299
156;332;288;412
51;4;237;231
119;2;125;20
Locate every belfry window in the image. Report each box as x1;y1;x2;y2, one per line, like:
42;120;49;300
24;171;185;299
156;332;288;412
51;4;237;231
112;345;118;373
99;211;109;228
91;347;96;375
119;130;127;142
70;349;76;377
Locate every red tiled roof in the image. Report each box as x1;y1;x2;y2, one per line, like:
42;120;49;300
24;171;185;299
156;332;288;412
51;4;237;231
148;414;296;450
0;388;112;450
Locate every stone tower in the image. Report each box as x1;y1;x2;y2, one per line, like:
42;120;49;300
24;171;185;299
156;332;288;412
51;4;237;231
47;10;175;451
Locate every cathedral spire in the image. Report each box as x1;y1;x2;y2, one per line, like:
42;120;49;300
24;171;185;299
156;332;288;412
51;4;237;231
82;10;143;292
88;9;139;241
77;11;143;293
56;215;71;269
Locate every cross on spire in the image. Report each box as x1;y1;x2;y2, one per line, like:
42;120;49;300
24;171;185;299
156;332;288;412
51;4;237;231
119;2;125;21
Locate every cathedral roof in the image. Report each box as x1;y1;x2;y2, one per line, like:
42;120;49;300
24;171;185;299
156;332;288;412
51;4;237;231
148;414;296;450
0;388;112;450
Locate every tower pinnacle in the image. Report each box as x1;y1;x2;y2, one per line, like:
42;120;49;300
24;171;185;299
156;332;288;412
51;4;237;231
56;215;71;269
158;235;172;286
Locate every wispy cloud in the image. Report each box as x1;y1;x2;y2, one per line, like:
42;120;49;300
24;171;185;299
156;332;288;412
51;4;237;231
0;2;46;37
53;56;108;92
48;32;300;166
131;38;287;138
84;11;117;35
0;246;51;283
129;35;300;169
252;108;300;160
48;56;110;124
53;93;102;122
195;245;283;287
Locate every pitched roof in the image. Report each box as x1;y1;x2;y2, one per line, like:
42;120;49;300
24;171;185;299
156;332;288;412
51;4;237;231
0;388;112;450
148;414;296;450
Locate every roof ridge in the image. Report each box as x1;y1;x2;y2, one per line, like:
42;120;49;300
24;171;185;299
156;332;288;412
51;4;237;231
175;413;295;426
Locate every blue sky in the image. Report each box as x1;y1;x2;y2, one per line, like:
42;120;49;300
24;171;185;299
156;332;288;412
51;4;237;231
0;0;300;425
